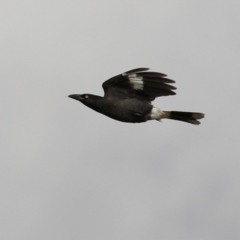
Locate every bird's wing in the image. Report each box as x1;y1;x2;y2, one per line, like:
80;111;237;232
102;68;176;102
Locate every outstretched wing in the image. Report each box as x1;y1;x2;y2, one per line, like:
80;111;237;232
102;68;176;102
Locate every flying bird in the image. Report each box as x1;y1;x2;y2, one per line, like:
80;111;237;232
68;68;204;125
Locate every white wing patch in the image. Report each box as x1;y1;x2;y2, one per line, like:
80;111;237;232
128;74;144;90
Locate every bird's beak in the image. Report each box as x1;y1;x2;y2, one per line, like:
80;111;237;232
68;94;82;101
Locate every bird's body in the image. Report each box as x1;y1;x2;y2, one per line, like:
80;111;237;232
80;95;153;123
69;68;204;125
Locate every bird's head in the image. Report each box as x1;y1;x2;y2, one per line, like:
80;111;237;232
68;94;90;102
68;94;103;109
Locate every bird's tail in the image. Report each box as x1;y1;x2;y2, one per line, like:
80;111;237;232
161;110;205;125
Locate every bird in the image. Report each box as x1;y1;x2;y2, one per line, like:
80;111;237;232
68;68;204;125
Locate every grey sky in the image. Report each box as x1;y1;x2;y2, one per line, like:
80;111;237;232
1;1;240;239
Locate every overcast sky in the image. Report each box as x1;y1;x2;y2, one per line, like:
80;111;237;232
1;1;240;240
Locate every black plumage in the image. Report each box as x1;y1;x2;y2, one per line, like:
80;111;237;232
68;68;204;125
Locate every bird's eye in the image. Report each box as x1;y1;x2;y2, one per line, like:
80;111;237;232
85;95;88;99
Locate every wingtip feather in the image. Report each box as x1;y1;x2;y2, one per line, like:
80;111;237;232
124;68;150;74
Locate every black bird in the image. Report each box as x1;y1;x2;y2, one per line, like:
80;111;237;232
68;68;204;125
